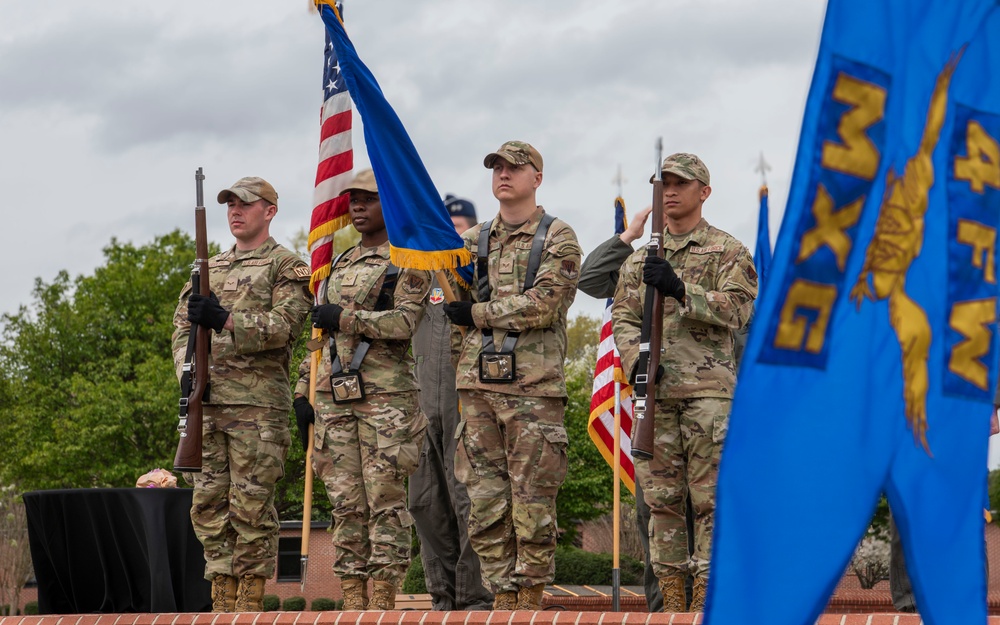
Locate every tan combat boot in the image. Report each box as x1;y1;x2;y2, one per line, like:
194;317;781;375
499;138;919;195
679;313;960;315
657;575;687;613
492;590;518;610
689;576;708;612
368;580;397;610
210;574;237;613
515;583;545;610
234;574;266;612
340;577;368;611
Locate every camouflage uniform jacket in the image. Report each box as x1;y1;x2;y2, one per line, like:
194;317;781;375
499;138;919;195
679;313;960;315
295;242;430;397
612;218;757;399
454;206;582;398
172;237;312;411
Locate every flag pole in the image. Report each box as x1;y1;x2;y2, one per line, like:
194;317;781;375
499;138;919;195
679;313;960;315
301;332;321;591
610;165;625;612
612;376;622;611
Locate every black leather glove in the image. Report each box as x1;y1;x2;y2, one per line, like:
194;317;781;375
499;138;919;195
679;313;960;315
312;304;344;331
643;256;686;302
188;292;230;332
292;396;315;452
443;301;476;327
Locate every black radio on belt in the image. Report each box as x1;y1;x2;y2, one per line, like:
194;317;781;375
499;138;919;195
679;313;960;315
475;213;555;384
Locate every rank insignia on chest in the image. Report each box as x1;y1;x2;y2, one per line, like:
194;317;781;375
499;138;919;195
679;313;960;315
341;273;357;287
429;288;444;305
223;275;238;291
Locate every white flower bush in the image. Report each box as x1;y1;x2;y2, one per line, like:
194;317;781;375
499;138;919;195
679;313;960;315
850;533;890;589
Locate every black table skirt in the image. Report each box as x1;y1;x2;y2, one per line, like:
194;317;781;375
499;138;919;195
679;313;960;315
24;488;211;614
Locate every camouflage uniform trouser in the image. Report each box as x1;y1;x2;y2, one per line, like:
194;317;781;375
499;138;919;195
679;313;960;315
312;390;426;584
633;397;729;579
191;404;291;580
454;390;568;593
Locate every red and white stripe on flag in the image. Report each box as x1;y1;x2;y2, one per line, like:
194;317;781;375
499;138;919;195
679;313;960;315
307;30;353;298
587;302;636;495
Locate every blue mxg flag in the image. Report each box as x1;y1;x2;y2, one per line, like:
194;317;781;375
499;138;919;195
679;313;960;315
707;3;1000;625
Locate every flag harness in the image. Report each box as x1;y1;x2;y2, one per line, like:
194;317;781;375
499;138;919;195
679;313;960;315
476;213;555;383
326;247;400;403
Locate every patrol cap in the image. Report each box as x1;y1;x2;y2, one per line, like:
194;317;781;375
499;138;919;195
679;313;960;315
651;152;710;185
217;177;279;206
341;168;379;195
444;194;477;220
483;140;543;172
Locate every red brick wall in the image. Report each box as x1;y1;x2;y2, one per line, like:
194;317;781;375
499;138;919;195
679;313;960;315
0;610;990;625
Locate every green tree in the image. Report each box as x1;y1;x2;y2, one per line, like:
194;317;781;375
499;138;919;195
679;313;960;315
0;231;206;489
565;314;601;362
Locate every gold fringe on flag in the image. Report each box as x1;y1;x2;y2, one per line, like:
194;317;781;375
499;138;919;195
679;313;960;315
389;245;473;290
306;214;352;252
309;266;331;298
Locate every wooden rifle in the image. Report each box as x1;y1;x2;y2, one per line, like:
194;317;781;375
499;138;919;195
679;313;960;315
174;168;210;472
630;139;664;460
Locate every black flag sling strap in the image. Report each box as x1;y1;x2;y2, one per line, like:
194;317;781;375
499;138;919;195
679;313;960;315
476;213;556;383
326;248;400;403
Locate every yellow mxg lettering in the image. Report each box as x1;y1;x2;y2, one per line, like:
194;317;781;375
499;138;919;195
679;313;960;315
954;119;1000;194
821;72;887;181
796;185;864;270
774;280;838;354
956;219;997;284
948;298;996;390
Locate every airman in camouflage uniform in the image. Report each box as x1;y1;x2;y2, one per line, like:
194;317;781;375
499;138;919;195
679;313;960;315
611;153;756;613
443;141;582;611
172;176;312;613
294;169;429;611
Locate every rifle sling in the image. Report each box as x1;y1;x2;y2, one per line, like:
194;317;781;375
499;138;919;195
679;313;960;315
179;273;209;416
631;281;660;403
477;212;556;354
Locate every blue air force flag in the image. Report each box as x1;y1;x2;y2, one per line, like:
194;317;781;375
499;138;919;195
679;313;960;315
316;1;473;287
706;2;1000;625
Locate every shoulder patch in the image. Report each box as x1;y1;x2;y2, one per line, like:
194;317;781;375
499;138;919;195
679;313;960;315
403;273;426;294
294;266;311;279
560;259;579;281
429;288;445;305
690;245;725;255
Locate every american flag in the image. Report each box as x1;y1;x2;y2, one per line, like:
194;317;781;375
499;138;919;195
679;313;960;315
307;8;353;299
587;197;635;495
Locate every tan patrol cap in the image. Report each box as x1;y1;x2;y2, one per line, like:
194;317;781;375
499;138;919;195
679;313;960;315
651;152;710;185
341;168;379;195
483;140;543;172
217;177;279;206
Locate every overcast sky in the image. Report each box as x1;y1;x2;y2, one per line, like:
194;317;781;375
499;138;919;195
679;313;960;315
5;2;1000;468
0;0;827;319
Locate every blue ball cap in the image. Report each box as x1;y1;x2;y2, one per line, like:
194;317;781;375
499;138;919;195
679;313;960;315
444;194;477;220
